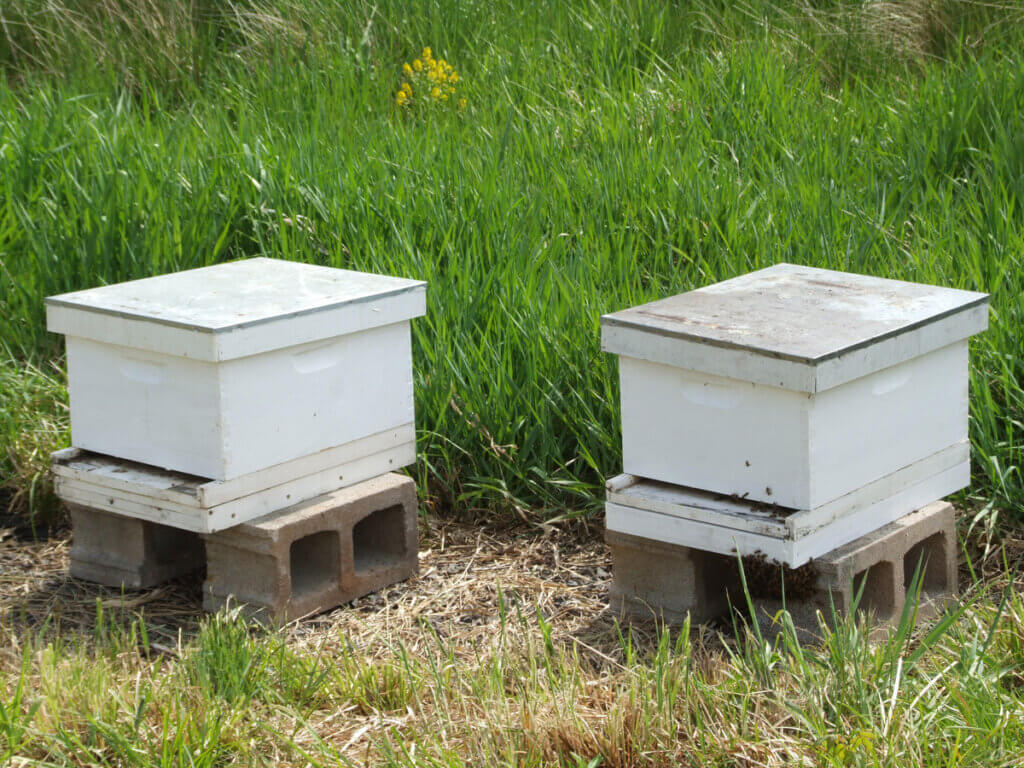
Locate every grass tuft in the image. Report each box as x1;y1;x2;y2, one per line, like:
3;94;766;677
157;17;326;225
0;356;67;526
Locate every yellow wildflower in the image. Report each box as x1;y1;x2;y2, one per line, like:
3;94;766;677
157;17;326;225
395;47;464;114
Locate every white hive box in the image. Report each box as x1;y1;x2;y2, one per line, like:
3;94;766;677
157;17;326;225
602;263;988;512
47;258;426;481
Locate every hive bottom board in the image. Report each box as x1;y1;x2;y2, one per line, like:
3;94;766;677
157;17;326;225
605;441;968;568
52;426;415;533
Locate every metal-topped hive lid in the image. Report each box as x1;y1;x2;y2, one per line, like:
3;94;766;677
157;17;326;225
46;257;427;361
601;263;988;392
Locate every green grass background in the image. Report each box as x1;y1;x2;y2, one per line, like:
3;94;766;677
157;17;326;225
1;0;1022;523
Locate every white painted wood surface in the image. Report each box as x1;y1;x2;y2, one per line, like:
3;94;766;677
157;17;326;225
605;460;968;566
601;263;988;392
65;323;415;480
52;438;415;533
619;341;968;509
49;258;427;480
46;257;427;361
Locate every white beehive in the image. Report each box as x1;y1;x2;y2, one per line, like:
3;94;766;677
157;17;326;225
47;258;426;481
601;263;988;513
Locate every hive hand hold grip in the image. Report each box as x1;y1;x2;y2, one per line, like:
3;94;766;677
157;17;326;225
870;367;912;396
291;340;343;374
679;378;744;409
119;357;166;385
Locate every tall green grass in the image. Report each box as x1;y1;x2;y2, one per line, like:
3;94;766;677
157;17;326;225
1;0;1023;522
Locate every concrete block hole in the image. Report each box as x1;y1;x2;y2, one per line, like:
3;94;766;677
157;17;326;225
152;523;203;567
904;532;948;599
852;561;896;620
353;504;406;573
290;531;341;599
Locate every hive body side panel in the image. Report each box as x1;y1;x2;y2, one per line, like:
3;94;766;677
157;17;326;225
66;337;224;478
807;341;969;508
618;356;812;509
217;322;415;479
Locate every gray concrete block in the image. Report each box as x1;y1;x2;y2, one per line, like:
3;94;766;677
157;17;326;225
202;473;418;623
810;500;958;627
607;501;958;638
68;503;204;589
605;530;741;624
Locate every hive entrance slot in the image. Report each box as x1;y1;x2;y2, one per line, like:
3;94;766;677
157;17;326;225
353;505;406;573
904;533;948;599
852;561;895;620
290;531;340;598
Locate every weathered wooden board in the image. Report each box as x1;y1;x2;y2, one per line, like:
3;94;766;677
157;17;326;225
607;439;968;538
601;263;988;391
53;441;415;533
52;424;414;507
605;461;968;567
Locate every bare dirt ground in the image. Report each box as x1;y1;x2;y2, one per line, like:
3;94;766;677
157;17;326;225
0;514;659;665
1;508;1016;657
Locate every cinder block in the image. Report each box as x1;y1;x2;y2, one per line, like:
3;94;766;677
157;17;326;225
68;503;204;588
810;500;958;625
202;473;418;622
607;501;958;636
605;530;741;624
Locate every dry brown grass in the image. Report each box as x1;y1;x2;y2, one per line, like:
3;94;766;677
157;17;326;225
2;510;1024;766
0;515;640;764
1;0;312;93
